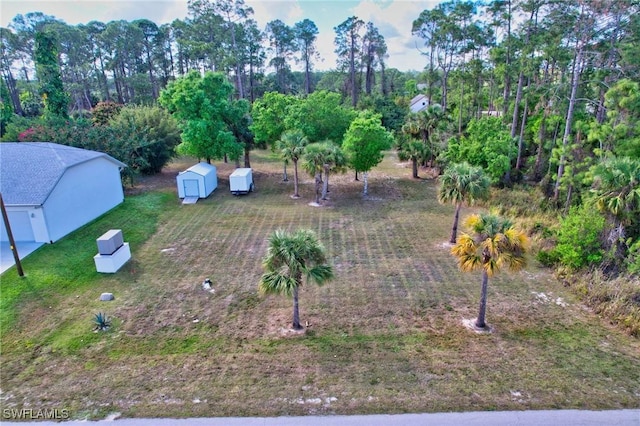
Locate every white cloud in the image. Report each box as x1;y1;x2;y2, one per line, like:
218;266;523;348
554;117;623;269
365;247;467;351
1;0;434;71
351;0;438;71
1;0;189;27
314;30;337;71
247;0;303;27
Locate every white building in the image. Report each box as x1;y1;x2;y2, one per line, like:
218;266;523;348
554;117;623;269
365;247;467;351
409;94;429;113
176;162;218;199
0;142;126;244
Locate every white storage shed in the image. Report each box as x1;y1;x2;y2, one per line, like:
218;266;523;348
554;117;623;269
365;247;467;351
0;142;126;244
176;162;217;199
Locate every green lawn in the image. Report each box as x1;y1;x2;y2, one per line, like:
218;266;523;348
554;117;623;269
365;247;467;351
1;150;639;420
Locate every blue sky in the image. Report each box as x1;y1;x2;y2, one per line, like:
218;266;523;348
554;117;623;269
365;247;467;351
1;0;440;71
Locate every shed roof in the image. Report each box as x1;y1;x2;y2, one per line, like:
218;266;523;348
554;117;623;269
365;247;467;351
0;142;126;206
182;162;216;176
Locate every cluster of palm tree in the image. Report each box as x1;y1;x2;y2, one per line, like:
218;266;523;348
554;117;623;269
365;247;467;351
398;105;447;178
277;130;347;205
258;159;528;332
439;161;528;330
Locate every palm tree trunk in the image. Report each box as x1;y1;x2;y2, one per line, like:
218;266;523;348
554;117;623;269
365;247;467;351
476;270;489;329
321;165;329;200
412;158;418;179
292;284;302;330
314;172;322;204
450;202;462;244
293;159;300;198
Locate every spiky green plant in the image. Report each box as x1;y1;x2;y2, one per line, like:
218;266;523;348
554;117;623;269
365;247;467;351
93;312;112;331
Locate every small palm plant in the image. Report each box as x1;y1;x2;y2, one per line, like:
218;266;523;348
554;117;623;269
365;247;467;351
302;143;330;204
93;312;112;331
438;162;490;244
259;229;334;330
451;213;528;329
278;130;309;198
398;138;430;179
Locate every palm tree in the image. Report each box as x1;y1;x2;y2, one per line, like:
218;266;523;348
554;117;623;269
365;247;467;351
590;156;640;226
397;138;430;179
451;213;528;329
316;141;347;200
438;162;491;244
302;143;330;204
278;130;308;198
589;156;640;259
401;105;445;167
259;229;334;330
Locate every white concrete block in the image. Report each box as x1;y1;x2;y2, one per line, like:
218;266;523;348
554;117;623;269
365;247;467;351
94;242;131;273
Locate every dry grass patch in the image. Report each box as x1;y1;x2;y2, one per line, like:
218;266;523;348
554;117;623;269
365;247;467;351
1;150;639;419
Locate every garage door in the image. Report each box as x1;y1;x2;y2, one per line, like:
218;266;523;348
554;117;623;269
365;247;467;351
0;211;35;242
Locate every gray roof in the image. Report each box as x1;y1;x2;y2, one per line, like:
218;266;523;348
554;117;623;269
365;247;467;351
0;142;126;206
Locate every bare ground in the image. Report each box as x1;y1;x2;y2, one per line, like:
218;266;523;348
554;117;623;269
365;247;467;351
1;151;639;419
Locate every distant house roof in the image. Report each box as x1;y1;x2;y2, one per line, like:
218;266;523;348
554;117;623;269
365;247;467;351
0;142;126;206
410;94;429;113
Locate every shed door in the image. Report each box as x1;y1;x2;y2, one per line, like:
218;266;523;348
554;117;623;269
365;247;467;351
183;179;200;197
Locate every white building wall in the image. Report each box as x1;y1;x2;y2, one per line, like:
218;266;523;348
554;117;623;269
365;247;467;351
43;158;124;242
0;206;48;243
203;168;217;197
177;171;204;198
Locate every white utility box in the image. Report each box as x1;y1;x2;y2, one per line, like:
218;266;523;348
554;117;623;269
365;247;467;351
229;168;254;195
94;242;131;273
94;229;131;273
97;229;124;255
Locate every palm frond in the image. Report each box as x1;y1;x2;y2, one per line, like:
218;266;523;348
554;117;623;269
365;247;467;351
259;228;333;297
259;272;297;297
459;254;482;272
306;264;334;285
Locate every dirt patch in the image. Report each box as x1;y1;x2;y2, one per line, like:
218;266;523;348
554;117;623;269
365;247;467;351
125;166;180;196
462;318;494;334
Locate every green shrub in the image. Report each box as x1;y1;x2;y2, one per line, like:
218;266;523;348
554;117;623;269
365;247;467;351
108;105;181;175
444;117;516;184
537;249;560;267
627;239;640;275
555;204;605;270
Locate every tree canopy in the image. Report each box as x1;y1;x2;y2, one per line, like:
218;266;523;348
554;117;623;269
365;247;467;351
342;110;393;195
158;70;241;162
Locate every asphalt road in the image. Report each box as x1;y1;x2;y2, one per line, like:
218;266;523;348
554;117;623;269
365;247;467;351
2;409;639;425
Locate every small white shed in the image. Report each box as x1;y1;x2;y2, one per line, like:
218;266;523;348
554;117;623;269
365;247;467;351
176;162;217;199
